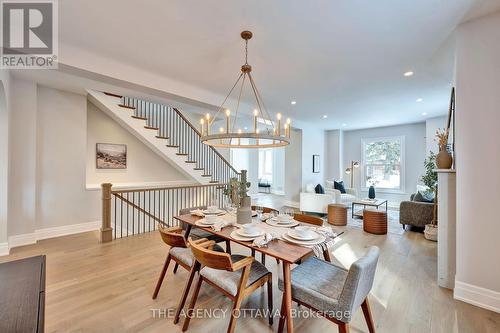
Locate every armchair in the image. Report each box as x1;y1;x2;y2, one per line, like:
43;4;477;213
399;193;434;228
325;187;358;205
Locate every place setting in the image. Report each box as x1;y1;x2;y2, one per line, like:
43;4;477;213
265;210;300;227
229;223;265;242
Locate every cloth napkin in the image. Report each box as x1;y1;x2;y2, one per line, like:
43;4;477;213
253;233;277;247
211;219;235;232
190;209;204;217
311;226;342;258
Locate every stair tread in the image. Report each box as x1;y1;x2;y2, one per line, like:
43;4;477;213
118;104;135;110
144;126;159;130
193;168;204;170
155;135;169;139
104;92;123;98
185;161;196;163
202;174;212;177
209;180;219;183
132;115;147;120
176;153;189;156
166;145;179;148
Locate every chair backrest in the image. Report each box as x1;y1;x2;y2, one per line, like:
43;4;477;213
293;213;324;226
178;206;207;230
158;224;188;248
251;205;278;214
338;246;380;314
188;238;234;271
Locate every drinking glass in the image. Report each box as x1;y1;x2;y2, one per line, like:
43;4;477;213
256;205;263;221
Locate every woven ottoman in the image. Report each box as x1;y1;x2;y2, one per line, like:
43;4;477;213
363;209;387;235
328;204;347;226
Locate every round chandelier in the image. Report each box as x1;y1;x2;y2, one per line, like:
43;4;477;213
200;30;291;148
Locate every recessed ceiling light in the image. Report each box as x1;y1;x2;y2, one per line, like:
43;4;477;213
323;115;328;119
416;98;423;102
342;123;347;127
291;100;296;105
404;71;414;77
422;112;428;116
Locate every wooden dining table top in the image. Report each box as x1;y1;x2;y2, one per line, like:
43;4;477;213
174;214;313;264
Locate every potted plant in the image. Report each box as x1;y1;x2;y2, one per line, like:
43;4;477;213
421;151;438;241
223;170;252;224
435;128;453;169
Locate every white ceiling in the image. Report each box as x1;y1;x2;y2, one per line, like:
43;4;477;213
57;0;499;130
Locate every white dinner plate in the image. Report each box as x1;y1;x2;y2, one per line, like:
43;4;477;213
202;209;225;215
281;232;326;246
271;217;295;224
195;219;216;227
236;228;264;238
266;219;299;228
288;229;319;241
230;230;261;242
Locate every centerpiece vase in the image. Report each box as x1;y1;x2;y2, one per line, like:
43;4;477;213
237;196;252;224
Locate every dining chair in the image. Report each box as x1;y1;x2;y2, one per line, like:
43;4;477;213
251;205;279;264
152;224;223;299
292;213;331;262
277;246;380;333
180;238;273;333
177;206;231;273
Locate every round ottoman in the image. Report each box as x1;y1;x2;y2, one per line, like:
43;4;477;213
328;204;347;226
363;209;387;234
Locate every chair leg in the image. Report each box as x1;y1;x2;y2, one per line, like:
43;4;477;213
152;254;171;299
277;295;286;333
182;275;203;332
227;291;245;333
262;253;266;265
402;224;405;230
251;248;256;257
225;240;232;254
361;298;376;333
338;322;350;333
267;276;273;325
174;262;200;324
173;263;180;274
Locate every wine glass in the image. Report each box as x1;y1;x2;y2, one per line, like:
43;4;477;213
256;205;264;221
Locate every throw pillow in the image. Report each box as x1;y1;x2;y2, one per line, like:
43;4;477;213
315;184;325;194
420;190;435;203
326;180;335;189
413;191;425;202
334;180;346;194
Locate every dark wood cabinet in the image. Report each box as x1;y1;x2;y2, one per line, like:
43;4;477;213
0;255;46;333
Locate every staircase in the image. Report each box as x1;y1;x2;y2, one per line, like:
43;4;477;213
87;90;240;185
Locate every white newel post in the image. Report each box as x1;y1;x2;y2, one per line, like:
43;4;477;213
435;169;456;289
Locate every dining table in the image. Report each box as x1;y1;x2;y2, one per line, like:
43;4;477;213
174;212;336;333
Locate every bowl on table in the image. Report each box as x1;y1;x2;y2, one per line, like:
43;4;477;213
239;223;261;237
290;226;318;240
203;214;218;225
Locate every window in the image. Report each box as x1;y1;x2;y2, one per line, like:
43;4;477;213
258;148;273;183
362;136;404;192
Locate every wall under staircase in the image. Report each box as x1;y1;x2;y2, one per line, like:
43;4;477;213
87;90;240;185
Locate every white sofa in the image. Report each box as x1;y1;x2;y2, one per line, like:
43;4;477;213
299;182;358;214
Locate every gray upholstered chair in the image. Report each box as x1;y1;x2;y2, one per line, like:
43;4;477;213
278;246;380;333
400;193;434;229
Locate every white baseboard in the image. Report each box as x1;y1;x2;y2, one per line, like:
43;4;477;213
3;221;101;255
0;242;9;256
454;280;500;314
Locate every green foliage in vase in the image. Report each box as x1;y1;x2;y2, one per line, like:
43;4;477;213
421;151;438;194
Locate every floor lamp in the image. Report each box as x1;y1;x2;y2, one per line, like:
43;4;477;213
345;161;360;188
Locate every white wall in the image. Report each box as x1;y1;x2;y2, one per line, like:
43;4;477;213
0;70;10;249
343;123;426;204
455;10;500;312
87;101;188;186
425;116;447;155
301;126;326;189
325;129;344;181
284;128;302;204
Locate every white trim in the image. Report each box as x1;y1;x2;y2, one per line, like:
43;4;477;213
3;221;101;255
85;180;198;191
0;242;9;256
454;280;500;313
361;135;406;193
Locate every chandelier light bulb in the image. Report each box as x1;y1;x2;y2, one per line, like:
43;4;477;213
219;127;224;133
276;113;282;120
205;113;210;120
253;109;259;116
200;118;204;124
225;109;231;117
286;118;291;124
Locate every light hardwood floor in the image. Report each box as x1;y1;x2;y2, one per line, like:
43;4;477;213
1;215;499;332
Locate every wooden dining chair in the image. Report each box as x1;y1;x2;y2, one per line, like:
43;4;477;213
175;206;231;273
292;213;331;262
251;205;279;264
277;246;380;333
180;238;273;333
152;224;223;299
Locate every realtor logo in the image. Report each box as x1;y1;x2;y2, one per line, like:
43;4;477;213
1;0;58;68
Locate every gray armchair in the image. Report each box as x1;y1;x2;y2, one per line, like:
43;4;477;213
277;246;380;333
399;194;434;229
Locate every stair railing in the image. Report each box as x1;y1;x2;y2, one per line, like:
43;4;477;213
100;183;228;241
121;96;240;184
